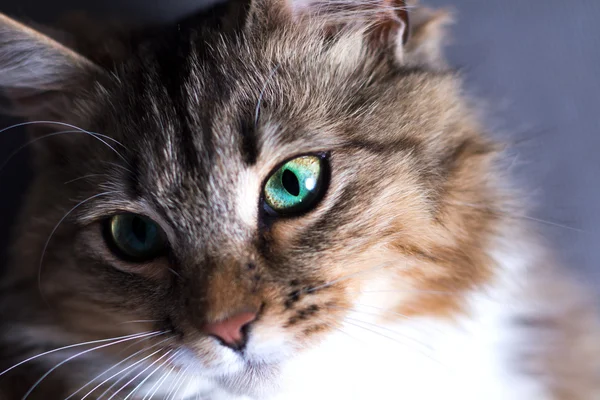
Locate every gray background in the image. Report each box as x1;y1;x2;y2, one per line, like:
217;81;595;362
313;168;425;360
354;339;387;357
0;1;598;293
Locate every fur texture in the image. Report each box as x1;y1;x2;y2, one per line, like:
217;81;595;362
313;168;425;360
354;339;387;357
0;1;598;399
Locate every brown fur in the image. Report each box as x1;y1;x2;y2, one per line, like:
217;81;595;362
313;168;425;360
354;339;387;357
0;0;597;399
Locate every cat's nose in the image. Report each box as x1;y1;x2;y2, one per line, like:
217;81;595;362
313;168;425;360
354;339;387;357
203;311;257;351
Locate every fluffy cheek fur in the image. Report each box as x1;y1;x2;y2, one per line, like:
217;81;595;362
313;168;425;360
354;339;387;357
29;129;498;375
246;146;498;356
0;3;505;393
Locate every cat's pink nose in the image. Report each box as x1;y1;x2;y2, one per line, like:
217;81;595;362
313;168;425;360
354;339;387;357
203;311;257;350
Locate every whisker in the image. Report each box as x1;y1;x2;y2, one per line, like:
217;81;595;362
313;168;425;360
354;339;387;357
65;334;171;400
321;321;365;345
343;314;434;352
107;349;173;400
341;319;444;368
144;361;177;400
38;191;121;302
0;120;129;162
101;160;134;175
254;64;281;126
448;200;586;233
170;372;192;400
165;365;189;400
0;121;117;145
122;350;176;400
307;261;399;293
352;289;457;295
0;130;79;174
518;214;586;233
168;268;182;279
162;369;181;400
140;351;180;400
329;303;445;336
22;331;161;400
0;331;154;378
88;348;166;400
64;174;107;185
118;320;162;326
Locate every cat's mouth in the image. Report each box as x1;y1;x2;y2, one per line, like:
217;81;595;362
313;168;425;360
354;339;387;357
168;339;285;398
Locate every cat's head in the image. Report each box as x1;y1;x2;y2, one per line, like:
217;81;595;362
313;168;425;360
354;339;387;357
0;0;501;396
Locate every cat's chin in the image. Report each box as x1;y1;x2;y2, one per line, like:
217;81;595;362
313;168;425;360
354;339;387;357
174;344;286;398
215;361;283;399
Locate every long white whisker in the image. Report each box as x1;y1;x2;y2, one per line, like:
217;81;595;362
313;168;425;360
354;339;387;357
448;200;586;233
518;214;586;233
64;174;107;185
88;348;165;400
122;350;175;400
342;319;444;368
145;361;177;400
118;320;161;326
0;130;79;173
322;321;365;344
0;121;125;148
0;331;154;378
162;369;181;400
65;333;170;400
168;365;190;400
141;351;180;400
21;331;160;400
353;289;457;295
107;350;173;400
307;262;394;293
0;121;128;162
165;365;189;400
334;303;445;335
38;191;121;302
343;314;434;352
326;303;430;338
101;160;134;175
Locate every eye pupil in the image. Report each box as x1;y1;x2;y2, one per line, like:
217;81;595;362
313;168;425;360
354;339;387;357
282;169;300;197
131;217;148;243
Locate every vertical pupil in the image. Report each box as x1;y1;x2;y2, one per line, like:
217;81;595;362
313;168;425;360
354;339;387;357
131;217;147;244
282;169;300;197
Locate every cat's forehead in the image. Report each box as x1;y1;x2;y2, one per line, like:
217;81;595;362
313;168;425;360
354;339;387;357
98;32;359;238
92;18;453;245
111;27;375;182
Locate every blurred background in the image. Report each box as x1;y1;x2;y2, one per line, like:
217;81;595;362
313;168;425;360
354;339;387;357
0;0;598;295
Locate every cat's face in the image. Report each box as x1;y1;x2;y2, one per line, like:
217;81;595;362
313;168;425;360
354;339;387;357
0;0;500;396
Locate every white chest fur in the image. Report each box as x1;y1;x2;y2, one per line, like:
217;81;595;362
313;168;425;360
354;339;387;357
268;289;551;400
177;239;563;400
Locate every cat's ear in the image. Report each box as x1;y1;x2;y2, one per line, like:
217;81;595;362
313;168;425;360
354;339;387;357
403;5;453;69
290;0;410;61
288;0;452;68
0;13;103;118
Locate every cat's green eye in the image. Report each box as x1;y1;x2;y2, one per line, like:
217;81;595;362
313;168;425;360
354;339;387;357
263;155;327;216
106;214;166;261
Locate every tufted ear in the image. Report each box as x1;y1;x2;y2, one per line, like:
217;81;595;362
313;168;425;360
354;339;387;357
290;0;410;61
0;13;103;118
285;0;451;68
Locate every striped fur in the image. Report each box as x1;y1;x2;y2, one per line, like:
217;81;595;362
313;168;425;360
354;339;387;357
0;1;598;399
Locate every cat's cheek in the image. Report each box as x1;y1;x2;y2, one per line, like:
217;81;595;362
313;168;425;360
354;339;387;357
76;224;172;281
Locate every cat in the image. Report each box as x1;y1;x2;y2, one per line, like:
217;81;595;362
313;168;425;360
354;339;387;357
0;0;598;399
